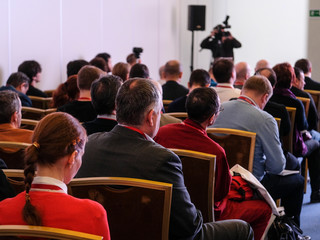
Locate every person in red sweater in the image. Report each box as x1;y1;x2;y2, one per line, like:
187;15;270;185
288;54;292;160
155;87;271;240
0;112;110;240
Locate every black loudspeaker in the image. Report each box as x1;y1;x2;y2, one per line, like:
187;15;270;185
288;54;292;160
188;5;206;31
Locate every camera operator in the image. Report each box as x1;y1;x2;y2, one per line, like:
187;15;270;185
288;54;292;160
200;24;241;62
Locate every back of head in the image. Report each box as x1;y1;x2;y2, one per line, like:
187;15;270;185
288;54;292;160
243;75;273;98
0;90;20;124
77;65;104;90
96;52;112;73
91;75;123;115
67;60;89;77
129;63;150;78
112;62;130;81
212;58;234;83
255;59;270;72
294;67;303;81
186;87;219;123
294;58;311;74
18;60;41;82
23;112;86;225
52;75;79;108
235;62;250;80
189;69;210;87
255;68;277;87
126;53;137;65
273;63;294;89
116;78;161;126
7;72;30;88
164;60;181;78
89;57;108;72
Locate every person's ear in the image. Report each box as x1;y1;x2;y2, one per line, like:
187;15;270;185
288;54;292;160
146;109;155;127
67;150;78;167
11;111;19;126
209;114;215;125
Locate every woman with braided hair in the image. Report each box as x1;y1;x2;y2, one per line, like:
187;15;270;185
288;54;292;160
0;112;110;239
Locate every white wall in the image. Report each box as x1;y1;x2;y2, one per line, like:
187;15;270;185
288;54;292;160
0;0;311;91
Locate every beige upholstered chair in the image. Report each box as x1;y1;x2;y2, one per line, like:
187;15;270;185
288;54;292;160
163;112;188;121
69;177;172;240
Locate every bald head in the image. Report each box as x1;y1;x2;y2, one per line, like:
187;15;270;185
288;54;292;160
255;59;270;72
235;62;251;81
164;60;182;80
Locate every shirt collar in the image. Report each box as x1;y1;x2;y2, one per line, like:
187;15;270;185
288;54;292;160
32;176;68;194
216;83;234;89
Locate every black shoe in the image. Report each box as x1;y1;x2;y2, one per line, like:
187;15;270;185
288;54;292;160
310;190;320;203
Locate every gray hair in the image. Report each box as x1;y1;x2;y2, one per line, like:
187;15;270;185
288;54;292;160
0;90;20;124
116;78;161;126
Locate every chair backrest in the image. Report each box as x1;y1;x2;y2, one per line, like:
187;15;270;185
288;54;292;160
274;117;281;130
282;107;296;153
20;118;39;130
28;96;53;109
304;89;320;131
2;169;26;195
68;177;172;240
162;112;188;121
44;89;55;97
296;96;310;118
169;148;216;223
206;128;256;172
0;141;31;169
0;225;102;240
22;106;57;120
162;100;173;113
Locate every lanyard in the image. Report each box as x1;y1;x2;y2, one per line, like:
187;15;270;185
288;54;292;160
238;96;256;106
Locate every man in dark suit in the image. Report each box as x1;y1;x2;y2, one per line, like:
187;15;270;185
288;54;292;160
83;75;122;135
162;60;188;100
77;78;253;240
295;58;320;91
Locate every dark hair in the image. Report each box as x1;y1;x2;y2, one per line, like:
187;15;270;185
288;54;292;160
255;68;277;87
0;90;20;124
164;60;181;77
294;67;303;81
112;62;130;81
96;53;112;73
90;57;108;72
129;63;150;78
273;63;294;89
18;60;41;83
67;60;89;77
51;75;80;108
212;59;234;83
126;53;137;65
116;78;161;126
189;69;210;87
294;59;311;74
77;65;104;90
91;75;123;115
23;112;86;225
186;87;219;123
7;72;30;88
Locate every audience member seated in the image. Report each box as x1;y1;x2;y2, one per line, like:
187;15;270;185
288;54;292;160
155;87;271;240
254;59;270;72
158;65;166;85
112;62;130;82
270;63;320;203
295;58;320;91
76;78;253;240
213;75;304;226
162;60;188;100
167;69;210;113
58;65;105;122
126;53;140;67
96;52;112;73
18;60;47;98
83;75;122;135
234;62;251;89
292;67;319;136
212;58;241;103
90;57;108;72
0;169;15;200
0;112;110;239
0;72;32;107
129;63;150;78
0;90;33;147
256;68;291;138
51;75;80;108
67;59;89;77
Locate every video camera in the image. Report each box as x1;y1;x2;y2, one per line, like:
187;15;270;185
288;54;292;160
214;15;231;41
133;47;143;59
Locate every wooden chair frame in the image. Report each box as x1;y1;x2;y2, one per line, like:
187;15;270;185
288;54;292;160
44;89;55;97
169;148;216;223
304;89;320;131
162;112;188;121
282;107;296;154
69;177;172;240
162;100;173;113
28;96;53;109
2;169;26;195
0;142;31;169
22;106;56;120
0;225;102;240
296;96;310;118
206;128;256;172
21;118;39;130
